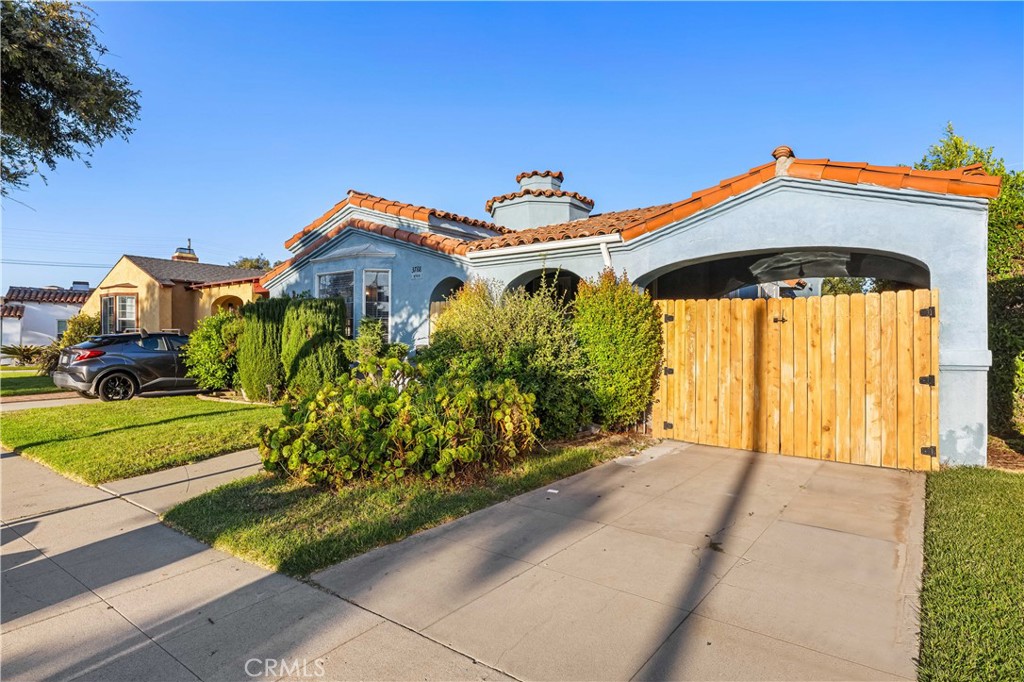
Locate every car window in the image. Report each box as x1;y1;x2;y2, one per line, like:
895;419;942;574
165;335;189;351
134;336;164;351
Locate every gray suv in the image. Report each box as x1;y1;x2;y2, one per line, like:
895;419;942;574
52;333;195;401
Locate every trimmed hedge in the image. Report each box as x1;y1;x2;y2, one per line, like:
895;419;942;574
280;297;348;397
182;311;243;390
236;297;290;402
573;269;663;429
989;277;1024;434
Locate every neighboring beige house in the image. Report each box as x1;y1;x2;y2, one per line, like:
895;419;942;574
82;247;267;335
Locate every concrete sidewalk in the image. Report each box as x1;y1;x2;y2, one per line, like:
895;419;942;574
1;452;508;681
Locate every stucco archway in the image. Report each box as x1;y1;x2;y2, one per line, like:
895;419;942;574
212;295;244;314
505;269;582;300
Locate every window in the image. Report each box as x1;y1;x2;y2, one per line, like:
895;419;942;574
318;271;354;338
56;319;69;339
165;335;189;351
363;270;391;340
101;295;137;333
134;336;163;351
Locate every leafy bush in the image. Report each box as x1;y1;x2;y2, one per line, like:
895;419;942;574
183;311;243;390
236;297;290;402
259;353;538;488
0;344;45;365
37;312;100;374
573;269;663;429
421;277;590;439
280;297;348;397
344;318;408;366
989;277;1024;434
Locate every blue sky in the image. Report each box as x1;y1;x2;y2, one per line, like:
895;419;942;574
3;1;1022;289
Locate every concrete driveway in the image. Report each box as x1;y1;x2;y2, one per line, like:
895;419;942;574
313;442;924;681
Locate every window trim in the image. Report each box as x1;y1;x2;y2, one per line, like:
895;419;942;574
362;269;392;342
315;269;355;339
100;294;138;334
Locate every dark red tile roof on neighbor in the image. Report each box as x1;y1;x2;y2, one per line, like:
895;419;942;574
3;286;93;305
283;190;509;250
1;303;25;319
485;188;595;213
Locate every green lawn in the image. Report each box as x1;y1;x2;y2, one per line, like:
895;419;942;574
919;468;1024;681
0;396;280;484
0;373;66;397
1;365;40;372
164;436;640;576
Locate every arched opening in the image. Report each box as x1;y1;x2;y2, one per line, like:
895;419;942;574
212;295;244;314
638;249;930;300
428;277;465;338
506;269;582;301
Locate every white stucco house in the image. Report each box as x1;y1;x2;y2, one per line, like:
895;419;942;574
1;282;94;358
260;146;1001;466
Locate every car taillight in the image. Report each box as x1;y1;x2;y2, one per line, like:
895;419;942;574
72;349;105;362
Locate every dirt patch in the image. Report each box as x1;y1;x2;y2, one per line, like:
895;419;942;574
988;434;1024;472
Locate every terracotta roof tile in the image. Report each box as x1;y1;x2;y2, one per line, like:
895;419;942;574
1;303;25;319
3;286;93;305
515;170;564;183
283;190;508;250
485;188;595;213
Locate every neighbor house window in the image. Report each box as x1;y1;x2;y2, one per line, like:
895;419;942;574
363;270;391;340
318;271;354;338
101;295;137;333
56;319;69;339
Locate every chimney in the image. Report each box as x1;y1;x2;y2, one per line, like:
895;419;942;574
171;238;199;262
71;281;90;290
487;171;594;231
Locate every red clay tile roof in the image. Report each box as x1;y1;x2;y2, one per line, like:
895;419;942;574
3;286;93;305
283;190;508;250
515;170;563;183
1;303;25;319
264;218;471;285
485;188;595;213
469;151;1003;251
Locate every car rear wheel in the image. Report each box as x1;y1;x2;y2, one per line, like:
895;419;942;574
97;373;136;402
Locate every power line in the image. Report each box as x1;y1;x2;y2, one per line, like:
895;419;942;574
1;259;110;268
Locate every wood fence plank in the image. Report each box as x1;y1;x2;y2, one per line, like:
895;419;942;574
694;300;708;445
706;300;720;444
929;290;940;471
913;289;933;471
653;301;667;439
684;300;698;442
741;299;756;450
765;297;781;454
880;291;899;468
896;290;915;469
864;293;883;466
834;295;852;464
729;299;744;449
849;294;867;465
718;298;732;447
755;299;769;452
820;295;837;461
657;301;671;439
792;297;809;457
807;296;822;459
779;298;795;456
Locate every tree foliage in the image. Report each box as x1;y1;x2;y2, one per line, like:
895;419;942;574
229;255;272;271
1;1;141;194
821;277;869;296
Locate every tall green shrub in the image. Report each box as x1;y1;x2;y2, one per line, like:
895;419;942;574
573;269;663;429
37;312;100;374
236;297;290;402
182;311;243;390
422;278;590;439
280;297;348;397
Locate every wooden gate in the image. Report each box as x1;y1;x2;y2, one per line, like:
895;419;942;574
651;290;939;471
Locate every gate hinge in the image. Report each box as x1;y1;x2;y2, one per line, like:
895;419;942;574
663;421;674;430
921;446;937;457
663;367;675;375
919;375;936;386
664;314;675;322
919;306;936;318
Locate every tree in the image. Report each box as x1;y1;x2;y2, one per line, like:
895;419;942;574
821;277;868;296
916;123;1024;279
1;1;140;195
228;255;272;271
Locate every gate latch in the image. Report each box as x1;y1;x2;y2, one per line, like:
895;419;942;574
664;314;675;322
663;421;674;430
919;306;936;318
921;446;937;457
663;367;675;375
919;375;936;386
